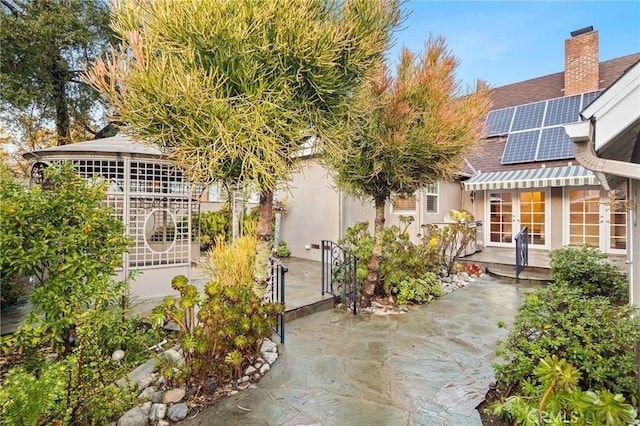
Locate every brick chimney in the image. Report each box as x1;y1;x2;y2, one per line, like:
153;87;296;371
564;26;599;96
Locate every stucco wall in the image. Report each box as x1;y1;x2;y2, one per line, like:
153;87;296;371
280;159;340;260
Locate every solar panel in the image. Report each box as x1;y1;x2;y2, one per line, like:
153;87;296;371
485;107;515;135
581;90;601;109
494;91;604;164
536;127;574;161
511;101;546;131
544;95;582;126
501;130;540;164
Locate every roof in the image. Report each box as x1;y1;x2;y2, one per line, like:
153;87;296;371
489;53;640;110
463;164;598;190
467;53;640;174
23;135;164;160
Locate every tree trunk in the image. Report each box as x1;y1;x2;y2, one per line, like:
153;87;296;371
254;190;274;284
361;195;386;308
52;55;70;145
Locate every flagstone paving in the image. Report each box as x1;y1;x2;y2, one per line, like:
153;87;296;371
180;275;530;426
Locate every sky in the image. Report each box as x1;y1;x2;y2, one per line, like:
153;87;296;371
389;0;640;89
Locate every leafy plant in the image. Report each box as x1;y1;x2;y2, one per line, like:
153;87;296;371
0;276;26;310
339;220;442;303
274;240;291;258
0;306;143;425
494;284;640;399
199;209;229;244
550;245;627;302
492;356;637;425
0;362;69;425
0;164;131;354
150;234;284;392
393;273;442;305
422;211;476;276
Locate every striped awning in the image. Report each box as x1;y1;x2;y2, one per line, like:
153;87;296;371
463;165;599;190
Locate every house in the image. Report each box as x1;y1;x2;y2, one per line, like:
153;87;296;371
281;27;640;262
564;60;640;305
463;27;640;257
279;155;465;260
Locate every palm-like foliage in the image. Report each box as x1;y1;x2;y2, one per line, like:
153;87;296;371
84;0;404;277
325;37;491;307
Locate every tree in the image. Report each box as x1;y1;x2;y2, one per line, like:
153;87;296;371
325;38;491;307
84;0;405;280
0;0;116;147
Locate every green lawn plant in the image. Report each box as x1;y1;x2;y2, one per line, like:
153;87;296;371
150;232;284;393
491;356;637;425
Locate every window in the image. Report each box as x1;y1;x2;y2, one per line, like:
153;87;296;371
392;193;416;213
425;183;439;214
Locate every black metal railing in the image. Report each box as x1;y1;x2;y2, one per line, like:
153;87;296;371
268;257;287;343
321;240;359;314
514;227;529;281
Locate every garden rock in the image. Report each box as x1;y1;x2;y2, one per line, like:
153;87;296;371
117;406;147;426
140;401;152;416
168;403;189;422
112;349;125;361
261;339;277;353
204;378;218;394
162;388;186;404
259;363;270;375
263;351;278;364
244;365;257;375
149;403;167;422
149;390;164;403
137;372;158;392
161;348;184;367
138;385;157;400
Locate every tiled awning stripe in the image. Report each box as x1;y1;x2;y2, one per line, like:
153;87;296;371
463;165;599;190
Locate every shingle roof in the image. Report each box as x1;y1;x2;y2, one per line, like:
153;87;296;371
468;53;640;173
489;53;640;110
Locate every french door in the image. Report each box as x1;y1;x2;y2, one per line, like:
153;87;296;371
488;190;549;248
566;186;627;254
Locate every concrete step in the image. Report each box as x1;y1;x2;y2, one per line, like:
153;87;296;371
285;297;335;322
485;266;552;286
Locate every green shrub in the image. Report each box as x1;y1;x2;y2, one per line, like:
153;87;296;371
199;209;229;243
0;276;26;310
338;221;373;290
274;240;291;257
339;220;442;302
0;164;131;354
495;284;640;399
394;273;442;305
0;307;143;425
550;245;627;302
0;362;68;425
150;234;284;391
492;356;637;425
